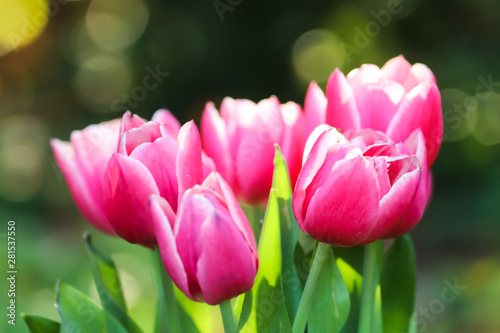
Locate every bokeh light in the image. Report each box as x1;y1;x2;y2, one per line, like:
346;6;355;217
292;29;345;84
472;92;500;146
0;0;49;56
85;0;149;53
0;115;47;201
440;88;477;142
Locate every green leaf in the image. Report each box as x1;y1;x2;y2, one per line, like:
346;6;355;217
22;314;60;333
272;145;301;322
337;258;362;333
56;282;128;333
236;190;292;333
381;235;416;333
84;232;142;333
307;249;350;333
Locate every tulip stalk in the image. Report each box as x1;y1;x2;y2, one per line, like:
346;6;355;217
292;242;332;333
358;240;383;333
153;247;182;333
219;300;236;333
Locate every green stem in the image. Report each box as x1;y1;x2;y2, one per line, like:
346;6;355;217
358;240;383;333
153;247;182;333
292;242;332;333
219;300;236;333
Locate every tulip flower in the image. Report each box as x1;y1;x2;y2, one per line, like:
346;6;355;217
51;109;183;237
201;96;303;205
293;126;428;246
150;172;258;305
50;119;121;234
103;111;214;246
325;55;443;166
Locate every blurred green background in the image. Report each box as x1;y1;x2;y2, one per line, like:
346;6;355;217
1;0;500;332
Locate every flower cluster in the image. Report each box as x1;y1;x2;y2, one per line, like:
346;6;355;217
51;55;442;304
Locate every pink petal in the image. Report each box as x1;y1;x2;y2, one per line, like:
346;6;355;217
201;102;234;188
387;82;443;166
384;131;428;237
152;109;181;136
279;101;304;187
303;81;327;139
326;69;361;132
119;122;162;155
103;153;159;246
294;127;350;226
150;195;193;300
303;156;380;246
346;64;383;87
118;111;146;148
129;137;179;211
234;98;284;203
176;121;204;200
196;200;257;305
51;139;114;234
381;55;413;87
363;160;421;244
353;81;405;132
201;172;258;257
173;192;208;301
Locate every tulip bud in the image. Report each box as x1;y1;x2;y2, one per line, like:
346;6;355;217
103;111;213;246
151;172;258;305
293;126;427;246
325;55;442;166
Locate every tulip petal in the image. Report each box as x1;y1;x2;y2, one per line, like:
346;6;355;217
353;81;405;132
177;121;204;199
103;153;159;246
280;101;303;186
346;64;383;87
381;55;413;87
150;195;193;300
129;137;179;211
118;111;146;148
173;192;207;301
119;122;162;155
303;81;327;138
303;156;380;246
387;82;442;166
51;139;114;234
384;130;428;238
196;200;257;305
201;102;234;188
234;97;284;203
201;172;258;257
152;109;181;136
326;69;361;132
362;154;421;243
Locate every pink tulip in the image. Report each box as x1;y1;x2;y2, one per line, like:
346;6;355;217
325;55;443;166
150;172;258;305
201;96;303;204
293;126;428;246
103;111;214;246
51;119;121;234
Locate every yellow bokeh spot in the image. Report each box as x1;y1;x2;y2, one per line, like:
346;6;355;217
0;0;49;55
